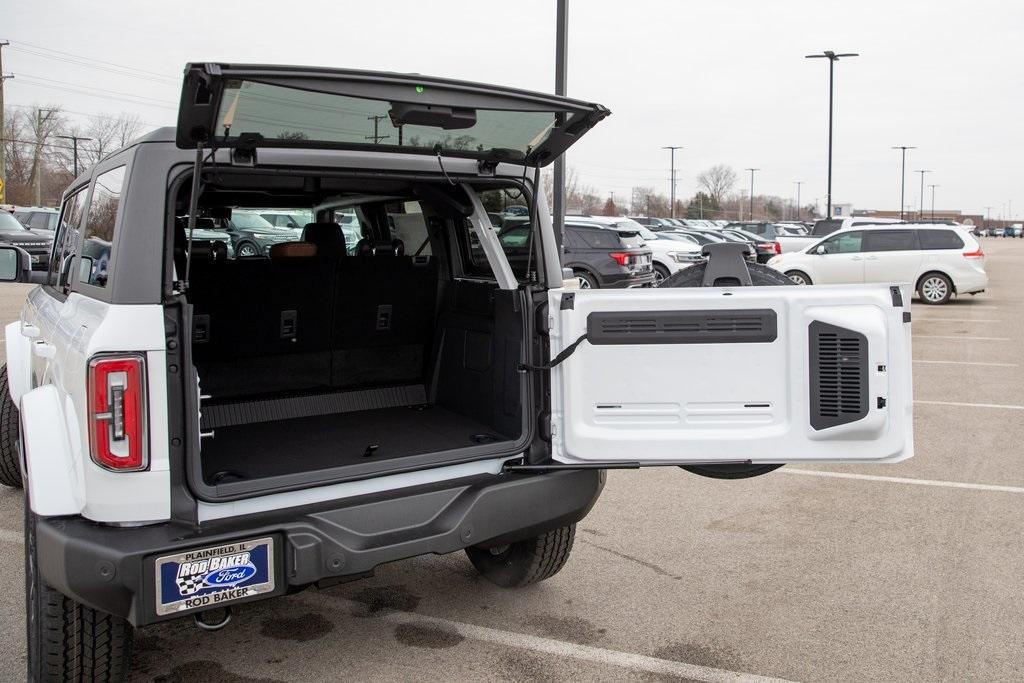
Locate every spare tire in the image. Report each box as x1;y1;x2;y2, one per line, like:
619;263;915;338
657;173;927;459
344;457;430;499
659;260;792;480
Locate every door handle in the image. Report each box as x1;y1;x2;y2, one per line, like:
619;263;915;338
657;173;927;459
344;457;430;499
32;341;56;359
865;255;879;260
20;322;40;339
851;256;862;261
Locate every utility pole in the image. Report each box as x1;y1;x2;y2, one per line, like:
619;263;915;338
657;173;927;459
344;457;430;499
33;108;57;206
891;146;915;220
55;134;94;177
928;184;938;220
745;168;759;220
662;146;682;218
0;41;11;204
553;0;569;250
984;206;993;228
365;115;390;144
915;169;930;219
805;51;858;218
794;181;804;220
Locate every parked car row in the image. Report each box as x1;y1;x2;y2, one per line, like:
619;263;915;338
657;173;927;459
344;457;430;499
974;225;1022;238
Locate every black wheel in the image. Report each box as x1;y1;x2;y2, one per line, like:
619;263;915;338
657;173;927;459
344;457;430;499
26;501;134;681
652;263;671;286
659;261;790;480
466;524;576;588
236;241;259;258
574;270;598;290
917;272;952;305
784;270;813;286
0;364;22;488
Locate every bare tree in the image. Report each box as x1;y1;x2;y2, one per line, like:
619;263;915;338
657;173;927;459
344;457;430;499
697;164;738;205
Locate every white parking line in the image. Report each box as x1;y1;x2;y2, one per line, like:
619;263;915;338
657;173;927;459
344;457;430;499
912;318;1002;323
308;596;794;683
914;359;1018;367
915;399;1024;411
781;468;1024;494
914;335;1010;341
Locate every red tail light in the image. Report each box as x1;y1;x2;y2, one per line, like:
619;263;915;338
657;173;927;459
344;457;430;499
773;241;782;254
88;354;148;471
963;248;985;259
608;251;631;266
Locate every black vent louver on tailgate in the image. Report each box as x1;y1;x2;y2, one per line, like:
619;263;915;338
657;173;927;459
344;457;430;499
809;321;869;430
587;309;777;345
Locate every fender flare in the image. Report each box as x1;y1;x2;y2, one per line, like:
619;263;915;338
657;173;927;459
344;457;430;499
21;385;84;516
4;321;32;404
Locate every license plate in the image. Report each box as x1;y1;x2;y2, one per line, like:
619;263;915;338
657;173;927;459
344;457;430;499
154;537;275;616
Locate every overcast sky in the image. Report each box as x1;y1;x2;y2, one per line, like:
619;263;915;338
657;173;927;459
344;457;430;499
5;0;1022;217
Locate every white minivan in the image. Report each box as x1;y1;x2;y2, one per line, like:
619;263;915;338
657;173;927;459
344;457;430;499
768;224;987;304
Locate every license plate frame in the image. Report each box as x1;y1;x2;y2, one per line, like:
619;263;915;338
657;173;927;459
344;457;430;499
154;536;275;616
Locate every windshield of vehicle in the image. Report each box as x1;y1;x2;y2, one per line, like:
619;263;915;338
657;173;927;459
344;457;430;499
217;80;560;160
0;212;29;233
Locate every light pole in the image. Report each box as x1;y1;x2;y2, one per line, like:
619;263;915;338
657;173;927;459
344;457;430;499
915;169;930;219
662;146;682;218
928;184;939;220
745;168;759;220
891;146;915;220
33;108;57;206
55;135;94;177
794;181;804;220
552;0;568;250
806;50;858;218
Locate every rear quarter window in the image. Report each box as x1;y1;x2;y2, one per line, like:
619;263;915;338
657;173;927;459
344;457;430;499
918;230;965;250
80;166;126;287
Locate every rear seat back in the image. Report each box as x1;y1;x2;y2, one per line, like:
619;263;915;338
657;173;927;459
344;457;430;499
332;242;438;388
191;224;440;397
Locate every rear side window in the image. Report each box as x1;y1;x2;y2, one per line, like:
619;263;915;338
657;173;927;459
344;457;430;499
862;229;918;252
918;229;965;250
573;227;621;249
50;190;88;287
79;166;126;287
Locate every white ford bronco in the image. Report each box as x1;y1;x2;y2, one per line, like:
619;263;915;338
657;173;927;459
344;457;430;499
1;63;913;680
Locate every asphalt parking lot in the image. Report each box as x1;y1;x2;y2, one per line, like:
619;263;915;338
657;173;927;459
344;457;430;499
0;240;1022;682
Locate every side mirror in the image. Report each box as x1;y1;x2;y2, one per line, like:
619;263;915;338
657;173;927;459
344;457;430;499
0;246;31;282
815;245;827;255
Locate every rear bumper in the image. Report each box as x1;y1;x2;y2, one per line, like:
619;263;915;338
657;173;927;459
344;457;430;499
954;271;988;294
35;469;604;626
604;272;656;288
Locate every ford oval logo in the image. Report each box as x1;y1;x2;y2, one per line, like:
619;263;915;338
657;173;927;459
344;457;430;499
203;563;257;588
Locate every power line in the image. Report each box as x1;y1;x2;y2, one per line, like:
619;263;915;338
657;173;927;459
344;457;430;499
4;102;162;129
13;73;176;105
6;40;177;82
11;78;177;111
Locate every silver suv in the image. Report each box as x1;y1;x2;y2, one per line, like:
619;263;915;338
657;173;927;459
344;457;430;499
2;63;914;680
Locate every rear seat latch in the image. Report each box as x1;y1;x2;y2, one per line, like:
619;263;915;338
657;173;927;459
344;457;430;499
280;310;297;341
376;305;392;331
193;315;210;344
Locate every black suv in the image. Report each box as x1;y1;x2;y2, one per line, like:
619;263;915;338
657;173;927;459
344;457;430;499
0;210;54;271
561;221;654;288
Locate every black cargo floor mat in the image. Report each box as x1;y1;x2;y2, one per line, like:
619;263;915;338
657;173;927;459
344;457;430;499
201;406;509;483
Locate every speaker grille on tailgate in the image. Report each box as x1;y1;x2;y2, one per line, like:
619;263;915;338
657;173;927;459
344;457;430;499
809;321;868;430
586;309;777;344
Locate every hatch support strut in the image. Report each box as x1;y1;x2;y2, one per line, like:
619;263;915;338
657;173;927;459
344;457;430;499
178;141;205;293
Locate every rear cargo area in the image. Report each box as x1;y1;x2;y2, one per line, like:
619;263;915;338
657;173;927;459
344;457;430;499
179;184;529;496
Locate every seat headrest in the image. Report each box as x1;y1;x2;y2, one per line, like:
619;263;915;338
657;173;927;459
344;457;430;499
356;238;405;257
301;222;345;251
270;242;317;259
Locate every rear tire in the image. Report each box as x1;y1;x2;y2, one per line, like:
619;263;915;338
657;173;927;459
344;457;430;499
659;261;790;480
652;263;671;286
917;272;952;305
0;364;23;488
574;270;598;290
25;502;134;681
466;525;576;588
785;270;813;286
